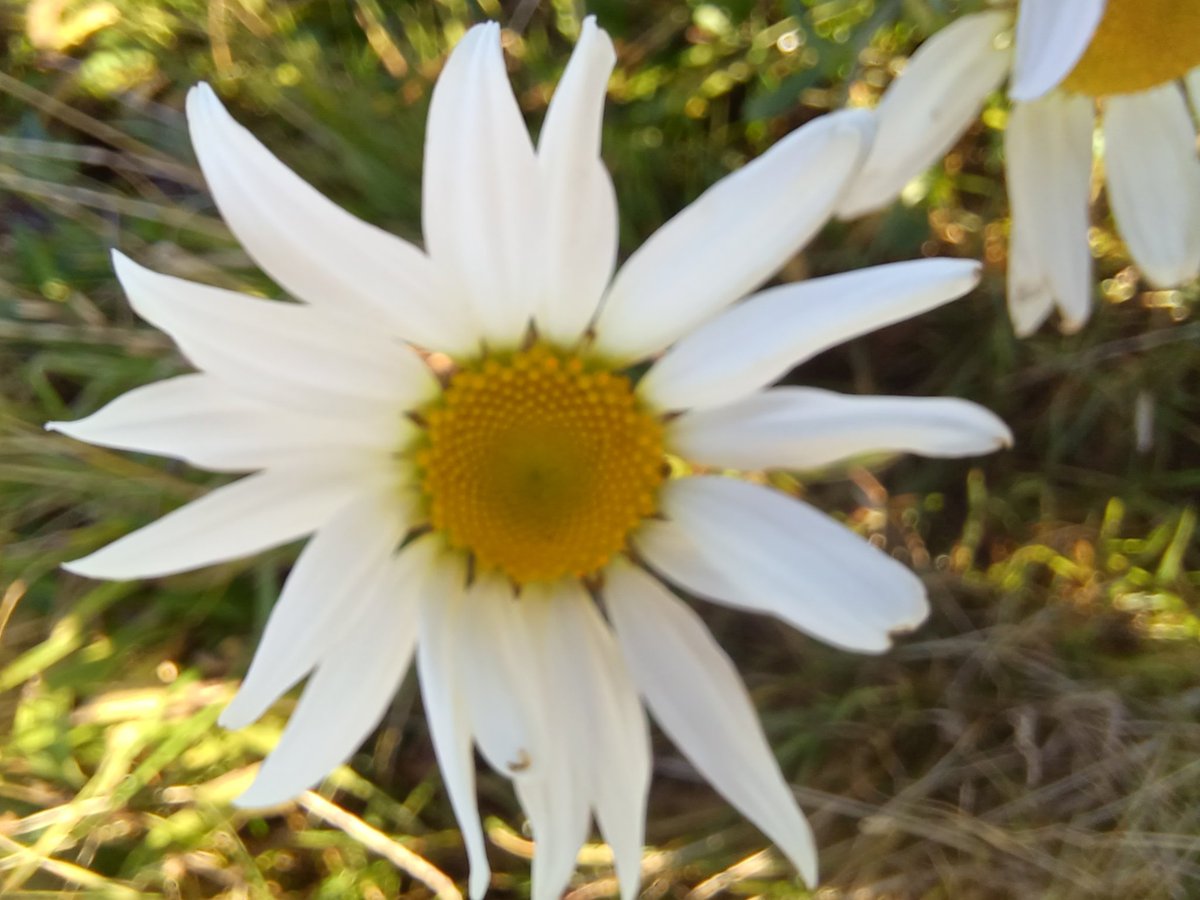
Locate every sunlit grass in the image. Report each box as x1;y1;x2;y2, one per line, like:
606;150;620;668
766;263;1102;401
2;0;1198;896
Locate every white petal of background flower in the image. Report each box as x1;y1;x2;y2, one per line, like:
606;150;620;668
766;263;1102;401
1103;85;1200;288
220;493;418;730
591;108;874;363
641;258;981;411
604;560;819;886
643;477;928;654
523;583;651;900
417;554;491;900
836;12;1011;219
536;16;619;345
1005;93;1095;332
423;23;541;348
1009;0;1106;102
186;84;469;354
233;551;423;808
46;374;409;474
112;252;438;418
63;461;387;579
669;387;1014;471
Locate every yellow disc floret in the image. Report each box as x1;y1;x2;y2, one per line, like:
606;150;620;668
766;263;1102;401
418;344;665;585
1060;0;1200;97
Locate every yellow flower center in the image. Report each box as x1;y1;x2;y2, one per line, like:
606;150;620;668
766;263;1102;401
418;344;665;585
1059;0;1200;97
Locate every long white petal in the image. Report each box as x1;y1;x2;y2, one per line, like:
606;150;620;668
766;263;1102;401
524;583;650;900
233;549;424;808
592;109;873;364
1005;94;1095;332
64;461;385;580
636;476;928;654
1006;210;1057;337
536;17;619;345
837;12;1011;219
669;387;1012;470
423;23;540;348
219;492;417;730
1103;86;1200;288
47;374;409;474
112;252;437;417
604;560;818;886
417;551;491;900
185;83;468;353
641;259;980;411
1187;68;1200;119
456;574;542;779
1009;0;1106;102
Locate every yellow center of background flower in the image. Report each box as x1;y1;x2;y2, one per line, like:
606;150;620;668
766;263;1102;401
1059;0;1200;97
418;344;665;585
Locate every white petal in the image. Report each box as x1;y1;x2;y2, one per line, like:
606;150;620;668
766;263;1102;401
536;17;619;345
1103;86;1200;288
1005;94;1096;332
233;551;423;808
219;493;417;730
642;259;981;412
523;584;650;900
636;476;928;654
112;252;438;417
422;23;541;348
837;12;1011;219
1187;68;1200;119
47;374;409;474
1006;211;1057;337
186;83;468;354
1009;0;1106;102
417;551;491;900
669;387;1013;470
604;560;818;886
456;574;542;779
592;109;874;363
63;461;388;580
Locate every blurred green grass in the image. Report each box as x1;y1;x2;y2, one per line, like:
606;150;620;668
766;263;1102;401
1;0;1199;897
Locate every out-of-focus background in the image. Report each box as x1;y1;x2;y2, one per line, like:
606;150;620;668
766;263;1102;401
1;0;1198;896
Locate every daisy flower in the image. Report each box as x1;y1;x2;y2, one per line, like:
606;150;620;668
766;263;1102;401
838;0;1200;336
51;19;1011;899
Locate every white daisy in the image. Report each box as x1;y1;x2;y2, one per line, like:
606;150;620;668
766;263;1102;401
50;19;1012;899
838;0;1200;336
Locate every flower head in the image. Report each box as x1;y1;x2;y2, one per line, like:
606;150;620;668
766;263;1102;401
839;0;1200;336
51;19;1010;898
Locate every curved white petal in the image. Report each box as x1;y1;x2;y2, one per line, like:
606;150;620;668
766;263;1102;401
1005;94;1096;333
112;252;437;418
1009;0;1106;102
423;23;541;348
536;17;619;345
837;12;1011;219
523;583;650;900
219;492;418;730
1187;68;1200;118
186;84;469;353
457;574;542;779
1007;213;1057;337
669;387;1013;470
604;560;818;886
417;550;491;900
47;374;409;474
233;550;424;808
592;109;874;363
642;259;981;412
636;477;928;654
63;461;387;580
1103;85;1200;288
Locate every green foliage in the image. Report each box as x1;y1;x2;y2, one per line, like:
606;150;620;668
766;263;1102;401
1;0;1198;897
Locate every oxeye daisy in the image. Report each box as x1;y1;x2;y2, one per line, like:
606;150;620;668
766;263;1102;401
50;19;1012;899
838;0;1200;336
